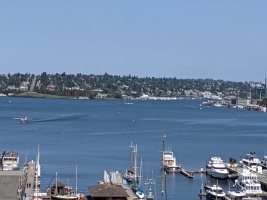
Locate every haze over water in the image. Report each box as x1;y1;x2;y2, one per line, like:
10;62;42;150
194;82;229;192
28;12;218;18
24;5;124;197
1;97;267;199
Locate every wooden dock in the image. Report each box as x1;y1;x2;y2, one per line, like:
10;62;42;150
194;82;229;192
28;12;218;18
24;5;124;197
166;167;205;179
180;168;193;178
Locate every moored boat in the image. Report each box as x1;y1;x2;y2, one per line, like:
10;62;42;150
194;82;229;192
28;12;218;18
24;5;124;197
123;143;140;191
206;156;229;179
237;169;262;195
144;177;156;200
226;181;246;200
49;172;77;200
206;184;226;200
161;148;181;172
239;153;261;172
0;151;19;170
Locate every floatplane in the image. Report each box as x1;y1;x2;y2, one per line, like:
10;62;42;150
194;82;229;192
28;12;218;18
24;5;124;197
13;117;32;124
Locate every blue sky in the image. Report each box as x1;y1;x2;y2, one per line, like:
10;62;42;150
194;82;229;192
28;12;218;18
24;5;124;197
0;1;266;82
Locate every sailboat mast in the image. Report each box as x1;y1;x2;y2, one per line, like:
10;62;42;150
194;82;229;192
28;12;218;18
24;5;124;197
76;165;78;195
36;144;40;196
161;134;166;200
135;144;137;182
55;171;58;195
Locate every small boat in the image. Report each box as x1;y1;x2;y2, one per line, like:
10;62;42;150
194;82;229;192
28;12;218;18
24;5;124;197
0;151;19;170
206;184;226;200
136;188;145;199
226;180;246;200
237;169;262;195
144;178;156;200
206;156;229;179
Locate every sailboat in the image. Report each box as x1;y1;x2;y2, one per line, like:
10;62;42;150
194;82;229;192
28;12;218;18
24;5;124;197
144;173;156;200
124;142;140;191
50;171;77;200
136;158;145;199
161;134;166;200
32;145;44;200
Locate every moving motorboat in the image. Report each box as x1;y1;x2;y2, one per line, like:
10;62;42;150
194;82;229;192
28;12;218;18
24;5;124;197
206;156;229;179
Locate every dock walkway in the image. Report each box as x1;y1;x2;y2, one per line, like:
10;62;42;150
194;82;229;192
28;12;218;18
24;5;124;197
109;171;138;200
166;167;205;179
0;170;25;200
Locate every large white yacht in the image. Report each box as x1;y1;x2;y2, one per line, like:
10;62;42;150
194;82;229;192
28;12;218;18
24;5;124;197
237;169;262;195
0;151;19;170
162;148;181;172
240;153;261;172
206;156;229;179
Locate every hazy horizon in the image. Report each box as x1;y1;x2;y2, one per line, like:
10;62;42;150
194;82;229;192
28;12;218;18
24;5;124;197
1;1;266;83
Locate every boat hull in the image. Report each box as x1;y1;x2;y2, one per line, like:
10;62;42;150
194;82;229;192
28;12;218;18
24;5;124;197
206;192;225;200
207;171;229;179
51;195;77;200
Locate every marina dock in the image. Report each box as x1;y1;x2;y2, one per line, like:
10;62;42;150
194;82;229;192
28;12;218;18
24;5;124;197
0;170;25;200
0;161;50;200
24;161;50;200
166;167;206;179
105;171;138;200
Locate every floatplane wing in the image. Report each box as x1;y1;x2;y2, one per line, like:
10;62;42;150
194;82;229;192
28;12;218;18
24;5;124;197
13;117;32;124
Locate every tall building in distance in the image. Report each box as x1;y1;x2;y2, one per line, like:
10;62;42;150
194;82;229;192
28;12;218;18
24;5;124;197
266;77;267;98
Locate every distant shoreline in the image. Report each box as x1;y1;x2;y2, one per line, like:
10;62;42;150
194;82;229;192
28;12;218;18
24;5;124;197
15;92;69;99
12;92;118;100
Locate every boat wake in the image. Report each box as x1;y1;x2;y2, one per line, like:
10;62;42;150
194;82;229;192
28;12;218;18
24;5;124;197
33;114;84;123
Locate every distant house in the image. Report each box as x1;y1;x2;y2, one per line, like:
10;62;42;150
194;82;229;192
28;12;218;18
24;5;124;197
88;184;129;200
46;84;56;91
19;86;28;91
96;93;108;99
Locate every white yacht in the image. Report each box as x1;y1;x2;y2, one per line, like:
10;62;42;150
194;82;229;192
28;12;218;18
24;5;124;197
162;148;181;172
260;155;267;169
226;181;246;200
206;156;229;179
1;151;19;170
240;153;261;172
237;169;262;195
206;184;226;200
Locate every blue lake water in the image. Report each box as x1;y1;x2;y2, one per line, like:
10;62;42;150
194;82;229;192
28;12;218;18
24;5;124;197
0;97;267;199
